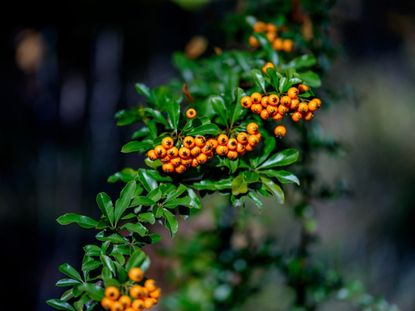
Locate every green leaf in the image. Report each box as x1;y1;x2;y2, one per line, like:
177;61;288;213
96;192;115;227
261;177;285;204
114;181;136;225
59;263;83;282
266;68;280;90
101;255;116;275
187;188;201;209
192;178;232;191
121;222;148;236
230;87;247;126
258;149;299;169
248;192;264;209
126;249;148;271
84;245;101;257
57;213;98;229
286;55;317;69
165;97;181;130
278;75;288;93
137;169;158;192
298;71;321;88
56;278;81;287
135;83;151;100
107;168;137;183
261;170;300;185
82;260;101;272
83;283;104;301
121;141;153;154
96;231;126;244
163;209;178;237
209;95;228;125
251;135;276;167
186;123;221;136
164;197;192;209
232;174;248;196
143;108;169;126
47;299;76;311
138;212;156;224
131;196;155;207
251;69;266;93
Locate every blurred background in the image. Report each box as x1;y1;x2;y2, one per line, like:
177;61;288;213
1;0;414;310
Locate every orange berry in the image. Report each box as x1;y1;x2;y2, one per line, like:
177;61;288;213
181;158;192;167
162;163;175;173
143;298;157;309
170;157;181;167
236;143;246;154
240;96;252;109
147;150;158;161
292;111;302;122
201;144;213;154
260;109;269;120
227;138;238;150
195;135;206;147
274;125;287;138
183;136;195;148
251;103;263;114
280;96;291;106
105;287;120;301
272;113;284;121
130;285;148;299
251;92;262;104
268;94;279;106
159;155;170;163
227;150;238;160
304;111;314;121
290;99;300;110
186;108;197;119
217;134;229;146
119;296;132;308
266;105;278;116
131;299;145;310
272;38;283;50
190;146;201;157
248;35;259;48
167;146;179;158
179;147;190;159
282;39;294;52
308;100;319;112
196;153;208;164
206;138;218;148
125;308;135;311
267;23;277;33
161;137;174;149
278;105;288;115
216;145;228;156
149;288;161;299
128;267;144;282
205;151;214;159
287;87;299;99
262;62;275;74
266;31;276;42
236;132;249;144
298;84;310;93
144;279;157;292
260;96;269;108
101;297;114;310
248;135;260;146
111;301;124;311
298;102;309;113
245;144;254;152
175;164;186;174
253;21;267;32
255;133;262;140
246;122;259;135
311;98;322;108
191;158;199;168
154;145;166;158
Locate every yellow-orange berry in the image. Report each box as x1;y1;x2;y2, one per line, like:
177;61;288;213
262;62;275;74
267;23;277;33
308;100;318;112
251;103;263;114
111;301;124;311
196;153;208;164
167;146;179;158
272;113;284;121
248;135;260;146
162;163;175;173
181;158;192;167
144;279;157;292
190;146;201;157
175;164;187;174
266;105;278;117
195;135;206;147
227;138;238;150
298;84;310;93
251;92;262;104
236;143;246;154
292;111;302;122
149;288;161;299
290;98;300;110
128;267;144;282
159;155;170;163
119;296;132;309
191;158;199;168
272;38;283;50
206;138;218;148
130;285;148;299
201;144;213;154
246;122;259;135
217;134;229;145
125;308;135;311
179;147;190;159
147;150;158;161
278;105;288;115
183;136;195;148
161;137;174;149
227;150;238;160
143;298;157;309
131;299;145;310
304;111;314;121
298;102;309;113
280;96;291;106
248;35;259;48
101;298;113;310
287;87;299;99
154;145;166;158
274;125;287;138
216;145;228;156
266;31;276;42
282;39;294;52
260;109;270;120
253;21;267;32
170;157;181;167
268;94;279;106
237;132;249;144
245;144;254;152
261;96;269;107
310;98;322;108
186;108;197;119
240;96;252;109
105;287;120;301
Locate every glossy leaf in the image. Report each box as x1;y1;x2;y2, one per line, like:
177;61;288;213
163;209;179;237
59;263;83;283
47;299;76;311
261;177;285;204
96;192;114;227
126;249;148;271
261;170;300;185
57;213;97;229
121;141;153;154
257;148;299;169
114;181;136;225
135;83;151;100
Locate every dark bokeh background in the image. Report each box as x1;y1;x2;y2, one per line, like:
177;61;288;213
0;0;414;310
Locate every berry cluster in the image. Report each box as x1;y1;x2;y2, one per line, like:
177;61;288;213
248;21;294;53
240;80;322;138
100;268;161;311
147;123;262;174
